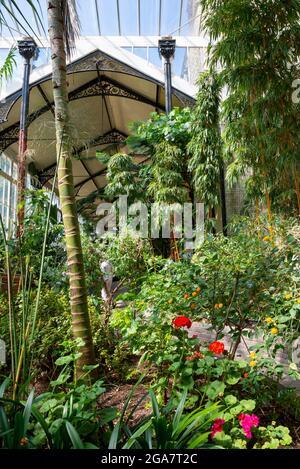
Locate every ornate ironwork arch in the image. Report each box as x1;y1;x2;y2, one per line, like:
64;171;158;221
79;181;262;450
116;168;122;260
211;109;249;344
0;75;162;154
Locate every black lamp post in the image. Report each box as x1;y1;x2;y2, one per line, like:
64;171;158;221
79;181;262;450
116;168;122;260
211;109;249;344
158;36;176;115
16;37;37;236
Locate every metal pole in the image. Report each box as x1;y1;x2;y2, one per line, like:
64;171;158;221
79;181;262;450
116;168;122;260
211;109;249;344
17;37;37;237
158;37;176;115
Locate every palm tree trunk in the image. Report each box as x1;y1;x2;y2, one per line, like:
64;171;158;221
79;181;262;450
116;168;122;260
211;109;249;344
47;0;95;376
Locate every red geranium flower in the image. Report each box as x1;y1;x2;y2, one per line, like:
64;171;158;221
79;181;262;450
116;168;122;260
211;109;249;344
186;351;204;361
172;316;192;329
209;341;225;354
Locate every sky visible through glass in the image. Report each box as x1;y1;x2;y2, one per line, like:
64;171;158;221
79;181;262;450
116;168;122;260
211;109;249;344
0;0;199;37
0;0;203;93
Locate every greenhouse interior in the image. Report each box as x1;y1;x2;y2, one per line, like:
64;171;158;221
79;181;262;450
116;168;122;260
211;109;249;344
0;0;299;457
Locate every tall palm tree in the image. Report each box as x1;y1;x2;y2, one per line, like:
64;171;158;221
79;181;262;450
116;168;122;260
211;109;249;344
47;0;95;375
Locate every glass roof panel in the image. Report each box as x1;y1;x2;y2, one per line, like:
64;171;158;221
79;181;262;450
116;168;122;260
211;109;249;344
77;0;100;36
0;0;203;38
161;0;181;36
119;0;138;35
180;0;201;35
97;0;119;35
140;0;159;36
148;47;162;68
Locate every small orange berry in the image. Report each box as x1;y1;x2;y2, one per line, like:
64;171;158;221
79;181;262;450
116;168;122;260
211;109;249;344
214;304;219;309
190;303;196;310
218;303;224;309
192;292;197;297
243;372;249;379
184;294;189;299
196;287;201;293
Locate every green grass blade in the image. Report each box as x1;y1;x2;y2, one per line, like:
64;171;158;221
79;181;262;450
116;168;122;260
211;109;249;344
22;388;34;434
0;378;10;398
108;423;120;449
66;421;84;449
30;406;53;449
149;388;160;418
188;431;211;449
172;388;187;430
122;419;153;449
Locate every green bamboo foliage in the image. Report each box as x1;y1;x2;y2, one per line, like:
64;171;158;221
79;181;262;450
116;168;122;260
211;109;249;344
187;71;222;210
47;0;95;375
202;0;300;215
105;153;140;204
149;141;188;204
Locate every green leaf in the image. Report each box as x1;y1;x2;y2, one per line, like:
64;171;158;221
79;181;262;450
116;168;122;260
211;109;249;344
65;421;84;449
22;388;35;435
122;420;153;449
108;423;120;450
172;388;188;429
203;380;226;400
224;395;237;406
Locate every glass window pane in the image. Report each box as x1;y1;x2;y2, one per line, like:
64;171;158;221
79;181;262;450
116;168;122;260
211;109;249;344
97;0;119;35
161;0;181;36
0;0;54;38
7;0;41;37
149;47;162;69
12;162;17;181
133;47;147;61
122;46;133;53
173;47;188;79
180;0;200;35
119;0;138;35
32;48;50;71
188;47;208;83
140;0;159;35
77;0;100;36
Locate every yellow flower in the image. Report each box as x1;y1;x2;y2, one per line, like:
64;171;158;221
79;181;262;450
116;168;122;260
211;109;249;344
249;351;256;359
249;360;256;367
265;317;273;324
285;294;292;300
271;327;279;335
168;299;173;304
263;236;270;242
296;298;300;304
